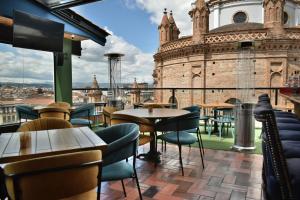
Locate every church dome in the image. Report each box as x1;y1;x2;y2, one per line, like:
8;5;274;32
209;23;264;33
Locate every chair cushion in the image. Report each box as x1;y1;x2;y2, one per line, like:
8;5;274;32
282;141;300;158
286;158;300;199
158;131;197;145
279;130;300;141
70;118;93;126
276;118;300;124
185;128;198;133
277;123;300;131
101;161;133;181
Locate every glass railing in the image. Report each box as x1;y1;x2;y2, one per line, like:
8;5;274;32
0;87;291;126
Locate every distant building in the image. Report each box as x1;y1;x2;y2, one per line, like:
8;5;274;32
153;0;300;107
131;78;141;104
88;75;102;103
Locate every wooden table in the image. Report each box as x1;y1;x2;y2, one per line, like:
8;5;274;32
0;127;107;164
114;108;189;163
280;93;300;117
199;103;235;109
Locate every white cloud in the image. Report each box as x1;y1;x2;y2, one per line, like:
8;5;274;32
72;32;154;85
134;0;194;36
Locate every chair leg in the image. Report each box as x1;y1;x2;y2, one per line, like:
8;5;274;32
178;144;184;176
164;141;167;151
196;133;205;169
121;179;127;197
197;128;205;155
97;180;101;200
218;123;222;140
208;120;213;137
133;168;143;200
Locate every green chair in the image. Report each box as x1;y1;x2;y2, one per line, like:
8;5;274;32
70;103;95;127
155;112;204;176
208;108;235;140
95;123;142;199
15;105;38;124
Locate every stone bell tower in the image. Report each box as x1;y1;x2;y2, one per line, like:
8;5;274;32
158;8;171;45
169;11;180;41
263;0;285;36
189;0;209;43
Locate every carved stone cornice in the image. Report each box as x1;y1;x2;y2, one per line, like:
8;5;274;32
154;37;300;62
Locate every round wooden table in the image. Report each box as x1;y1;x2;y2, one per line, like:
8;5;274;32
114;108;189;163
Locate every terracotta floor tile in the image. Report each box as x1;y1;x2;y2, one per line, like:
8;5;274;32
101;144;263;200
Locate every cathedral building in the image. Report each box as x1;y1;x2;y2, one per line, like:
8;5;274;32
153;0;300;108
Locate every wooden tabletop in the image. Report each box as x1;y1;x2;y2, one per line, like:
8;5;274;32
0;127;107;164
198;103;235;109
114;108;189;119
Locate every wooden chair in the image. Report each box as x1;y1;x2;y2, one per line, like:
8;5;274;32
3;150;102;200
17;118;72;132
102;107;117;127
38;107;70;120
111;113;154;146
48;102;71;110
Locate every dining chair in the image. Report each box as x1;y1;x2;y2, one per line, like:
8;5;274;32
70;103;95;128
110;113;153;146
208;107;235;140
95;123;142;199
15;105;38;124
3;150;102;200
38;107;70;120
155;112;204;176
182;106;204;155
102;107;117;127
48;102;71;110
17;118;72;132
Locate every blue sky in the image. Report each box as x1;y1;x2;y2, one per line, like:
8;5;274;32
73;0;158;53
0;0;194;84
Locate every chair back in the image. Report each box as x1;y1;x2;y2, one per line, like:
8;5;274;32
254;95;294;200
48;102;71;110
182;105;200;113
102;107;117;127
15;105;38;122
111;113;154;132
38;107;70;120
17;118;72;132
96;123;139;166
156;112;199;132
71;103;95;119
3;150;102;200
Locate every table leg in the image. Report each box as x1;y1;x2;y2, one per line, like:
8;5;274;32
137;131;161;163
0;167;7;200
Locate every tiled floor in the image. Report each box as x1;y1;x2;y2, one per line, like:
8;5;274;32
101;145;263;200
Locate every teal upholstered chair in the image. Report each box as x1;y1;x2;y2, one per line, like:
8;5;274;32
155;112;204;176
182;106;204;155
15;105;38;123
70;103;95;127
95;123;142;199
208;107;235;140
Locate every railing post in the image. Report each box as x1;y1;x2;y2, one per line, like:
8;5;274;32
172;89;175;104
275;88;278;106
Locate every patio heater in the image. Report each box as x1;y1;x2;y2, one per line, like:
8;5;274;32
104;53;124;109
233;41;256;151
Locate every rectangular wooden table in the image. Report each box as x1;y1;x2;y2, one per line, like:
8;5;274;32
0;127;107;164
